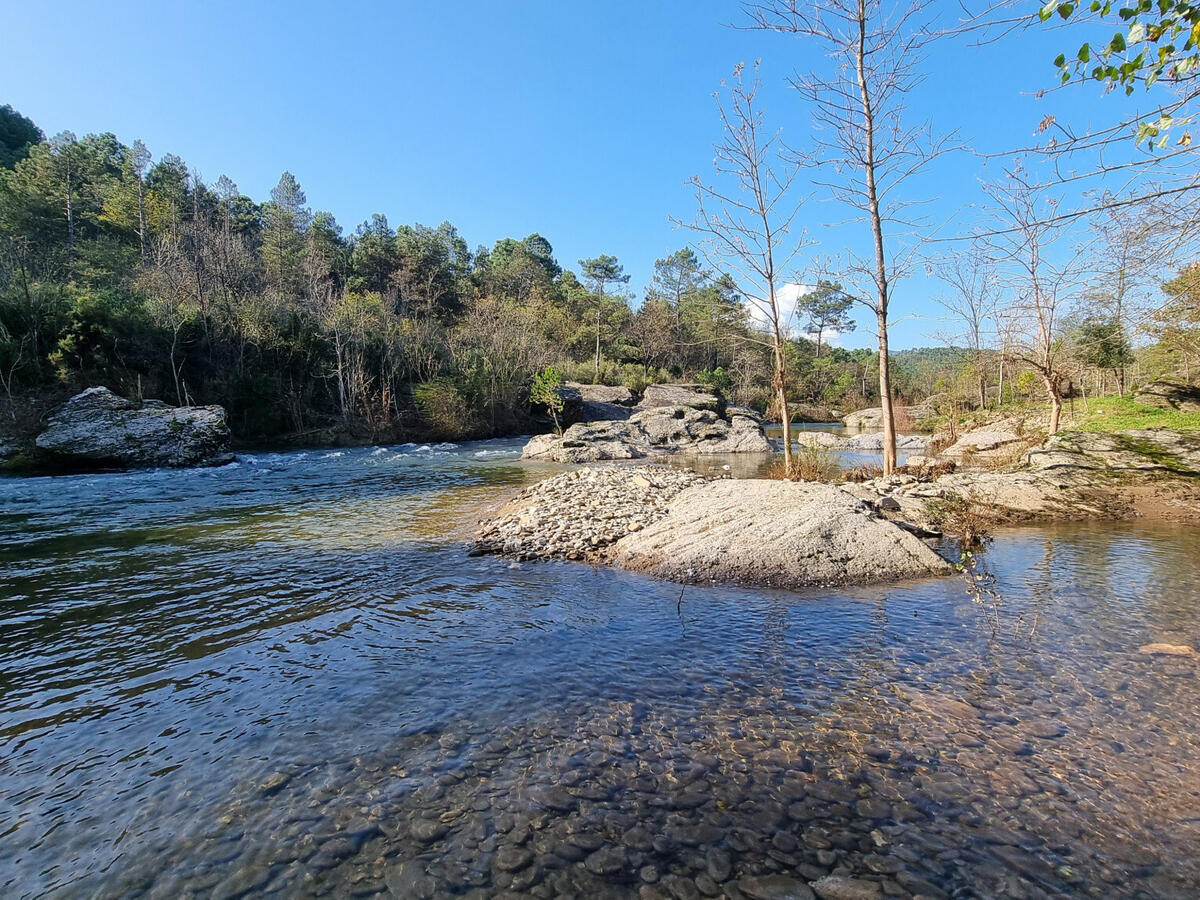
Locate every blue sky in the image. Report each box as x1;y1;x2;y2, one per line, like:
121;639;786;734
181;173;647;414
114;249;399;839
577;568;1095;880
1;1;1153;349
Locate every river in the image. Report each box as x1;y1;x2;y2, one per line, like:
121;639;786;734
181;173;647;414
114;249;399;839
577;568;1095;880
2;439;1198;897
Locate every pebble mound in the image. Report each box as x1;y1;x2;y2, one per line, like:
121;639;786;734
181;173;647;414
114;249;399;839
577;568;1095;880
473;465;710;561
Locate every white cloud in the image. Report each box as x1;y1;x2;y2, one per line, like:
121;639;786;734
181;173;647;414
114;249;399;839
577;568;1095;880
746;282;811;334
745;282;851;347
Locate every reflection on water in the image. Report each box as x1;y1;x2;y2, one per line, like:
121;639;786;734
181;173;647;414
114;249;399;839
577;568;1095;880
2;441;1199;898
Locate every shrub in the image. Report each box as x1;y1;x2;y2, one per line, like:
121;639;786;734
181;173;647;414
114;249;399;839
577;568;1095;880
529;366;565;434
768;445;840;482
924;492;993;550
414;378;474;440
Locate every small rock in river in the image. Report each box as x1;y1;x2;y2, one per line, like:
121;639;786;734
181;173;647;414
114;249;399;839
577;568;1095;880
810;875;884;900
1138;642;1195;655
738;873;817;899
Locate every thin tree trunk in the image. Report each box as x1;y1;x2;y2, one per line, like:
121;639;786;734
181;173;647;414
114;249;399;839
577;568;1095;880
65;158;75;270
1042;373;1062;433
137;179;147;261
774;332;793;472
854;0;896;474
877;311;897;473
594;304;601;383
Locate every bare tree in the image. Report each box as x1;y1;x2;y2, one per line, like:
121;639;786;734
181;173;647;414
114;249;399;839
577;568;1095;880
675;61;806;472
933;244;1001;409
980;164;1083;433
743;0;955;474
1077;195;1178;393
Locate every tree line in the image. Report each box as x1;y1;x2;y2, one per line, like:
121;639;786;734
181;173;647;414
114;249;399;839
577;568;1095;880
0;103;917;444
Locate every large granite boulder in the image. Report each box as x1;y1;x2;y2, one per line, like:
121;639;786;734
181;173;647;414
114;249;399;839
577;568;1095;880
638;384;721;412
568;382;635;406
552;383;585;424
843;405;934;430
563;381;636;423
610;479;953;588
474;467;953;589
842;407;883;430
35;387;233;469
842;432;929;451
1134;380;1200;413
795;431;845;448
522;405;771;462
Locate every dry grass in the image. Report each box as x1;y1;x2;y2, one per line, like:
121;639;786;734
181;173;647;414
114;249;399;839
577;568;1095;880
978;440;1039;472
924;492;994;550
842;465;883;483
925;433;954;456
768;445;841;482
896;459;957;479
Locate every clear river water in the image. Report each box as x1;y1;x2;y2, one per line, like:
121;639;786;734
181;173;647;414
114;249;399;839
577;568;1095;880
2;438;1199;898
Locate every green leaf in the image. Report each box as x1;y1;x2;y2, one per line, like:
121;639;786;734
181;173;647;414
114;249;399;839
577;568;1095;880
1079;41;1092;61
1054;52;1067;66
1110;32;1127;51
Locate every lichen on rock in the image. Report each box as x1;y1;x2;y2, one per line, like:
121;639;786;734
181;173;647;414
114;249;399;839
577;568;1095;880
35;387;233;469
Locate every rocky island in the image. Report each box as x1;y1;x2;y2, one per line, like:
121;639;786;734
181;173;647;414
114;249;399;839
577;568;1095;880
478;421;1200;590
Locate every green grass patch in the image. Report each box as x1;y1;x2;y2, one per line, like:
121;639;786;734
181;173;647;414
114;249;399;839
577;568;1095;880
1071;396;1200;434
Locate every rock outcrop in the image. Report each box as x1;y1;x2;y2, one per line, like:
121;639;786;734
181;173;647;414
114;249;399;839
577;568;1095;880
610;479;953;588
793;431;927;451
795;431;845;449
474;465;710;560
939;428;1027;462
561;382;637;423
35;387;233;469
842;408;884;430
842;432;929;452
1134;380;1200;413
842;404;934;430
522;405;772;462
475;466;952;588
638;384;721;412
842;428;1200;530
1025;429;1200;475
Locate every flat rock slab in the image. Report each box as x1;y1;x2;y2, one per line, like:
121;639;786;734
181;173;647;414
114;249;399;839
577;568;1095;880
1134;380;1200;413
941;428;1025;460
638;383;721;411
1026;429;1200;475
610;479;952;589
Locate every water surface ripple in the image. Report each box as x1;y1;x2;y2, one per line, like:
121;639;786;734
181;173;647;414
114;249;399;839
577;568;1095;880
1;440;1198;898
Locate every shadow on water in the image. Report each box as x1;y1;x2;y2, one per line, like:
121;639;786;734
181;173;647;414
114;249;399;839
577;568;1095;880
2;439;1199;897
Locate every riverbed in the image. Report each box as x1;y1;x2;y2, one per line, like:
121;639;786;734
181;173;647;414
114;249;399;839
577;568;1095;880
2;439;1198;897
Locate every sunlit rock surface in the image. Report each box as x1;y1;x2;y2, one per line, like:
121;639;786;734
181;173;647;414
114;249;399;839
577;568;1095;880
610;479;953;588
522;405;771;462
35;387;233;469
